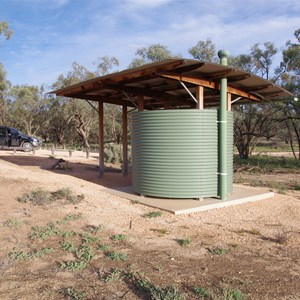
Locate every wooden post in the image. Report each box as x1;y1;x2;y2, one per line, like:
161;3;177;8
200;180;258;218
138;95;144;111
196;86;204;110
99;102;104;177
122;105;128;177
227;92;232;111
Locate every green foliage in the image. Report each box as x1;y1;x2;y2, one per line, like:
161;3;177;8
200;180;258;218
17;188;84;206
193;287;210;298
111;234;126;241
143;211;162;218
107;251;128;261
177;239;192;247
83;224;104;234
234;154;300;172
75;245;95;262
62;231;77;238
17;189;53;205
104;268;122;283
207;247;227;255
29;223;60;240
61;240;76;253
97;244;109;251
3;219;23;228
8;247;53;260
80;233;99;244
61;213;82;223
59;260;87;271
52;187;84;204
193;286;244;300
60;287;87;300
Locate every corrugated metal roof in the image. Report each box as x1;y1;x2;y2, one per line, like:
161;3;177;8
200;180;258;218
50;58;293;109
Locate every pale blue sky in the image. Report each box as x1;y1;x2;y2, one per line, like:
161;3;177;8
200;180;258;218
1;0;300;90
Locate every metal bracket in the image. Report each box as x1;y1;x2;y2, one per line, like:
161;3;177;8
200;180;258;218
179;81;198;103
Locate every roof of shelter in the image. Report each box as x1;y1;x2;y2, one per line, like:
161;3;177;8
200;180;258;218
50;58;293;109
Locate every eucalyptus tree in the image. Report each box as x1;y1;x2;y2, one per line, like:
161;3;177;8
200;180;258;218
0;63;11;124
0;20;13;42
188;38;218;63
276;28;300;159
128;44;179;68
9;85;48;136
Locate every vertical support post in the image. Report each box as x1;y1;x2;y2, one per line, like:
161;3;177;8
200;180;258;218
218;50;229;200
227;93;232;111
196;86;204;109
138;95;144;111
122;105;128;177
98;101;104;177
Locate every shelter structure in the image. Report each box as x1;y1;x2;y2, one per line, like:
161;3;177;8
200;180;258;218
51;51;292;200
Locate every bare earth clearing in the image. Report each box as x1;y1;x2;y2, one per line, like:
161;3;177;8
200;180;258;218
0;150;299;299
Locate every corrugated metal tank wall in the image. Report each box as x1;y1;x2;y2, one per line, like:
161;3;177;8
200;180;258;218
227;111;234;194
132;110;218;198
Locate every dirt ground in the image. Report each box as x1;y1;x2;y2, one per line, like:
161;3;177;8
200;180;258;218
0;149;299;299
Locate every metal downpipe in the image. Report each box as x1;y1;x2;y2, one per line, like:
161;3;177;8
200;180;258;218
218;50;229;200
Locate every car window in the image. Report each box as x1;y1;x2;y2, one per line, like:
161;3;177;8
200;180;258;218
10;128;19;137
0;128;6;137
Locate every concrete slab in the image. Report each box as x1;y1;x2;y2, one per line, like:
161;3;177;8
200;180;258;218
103;185;274;215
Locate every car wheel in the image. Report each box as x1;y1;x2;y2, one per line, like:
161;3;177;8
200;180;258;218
23;142;33;152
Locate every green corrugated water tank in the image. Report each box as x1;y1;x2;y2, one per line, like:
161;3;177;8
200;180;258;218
132;109;233;199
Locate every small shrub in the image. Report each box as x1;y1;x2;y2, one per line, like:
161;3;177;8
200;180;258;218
107;251;128;261
143;211;162;218
17;189;53;205
177;239;192;247
60;287;87;300
111;234;126;241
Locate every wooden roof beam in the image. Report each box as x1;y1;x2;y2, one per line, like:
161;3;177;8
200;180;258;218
63;93;136;107
157;72;262;102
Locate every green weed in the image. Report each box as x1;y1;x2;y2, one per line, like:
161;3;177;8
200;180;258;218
104;268;122;283
150;228;169;235
29;223;60;240
80;233;99;244
75;245;95;262
143;211;162;218
194;287;210;298
62;231;77;238
107;251;128;261
3;219;23;228
59;260;87;271
61;213;82;223
97;244;109;251
61;240;76;253
83;224;104;234
177;239;192;247
111;234;126;241
52;187;84;204
60;287;87;300
207;247;227;255
8;247;53;260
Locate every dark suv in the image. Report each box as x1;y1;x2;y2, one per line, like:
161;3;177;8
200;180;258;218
0;126;42;152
